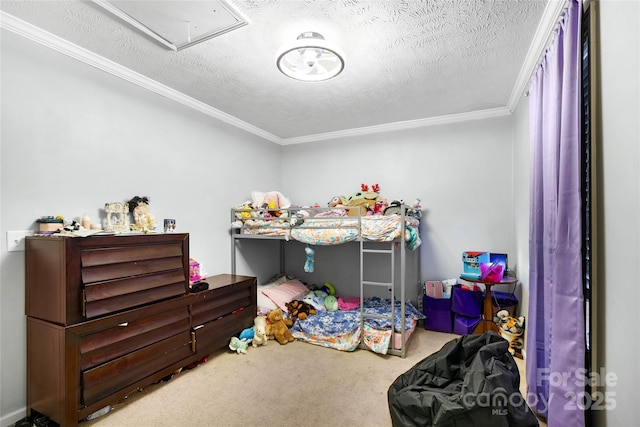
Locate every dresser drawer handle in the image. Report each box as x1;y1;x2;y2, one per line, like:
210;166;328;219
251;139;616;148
118;322;128;327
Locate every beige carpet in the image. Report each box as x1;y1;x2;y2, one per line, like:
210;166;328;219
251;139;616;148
80;328;542;427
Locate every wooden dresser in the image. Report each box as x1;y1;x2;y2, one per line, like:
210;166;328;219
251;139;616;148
25;233;256;426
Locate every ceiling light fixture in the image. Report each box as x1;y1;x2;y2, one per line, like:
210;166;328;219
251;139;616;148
276;32;345;82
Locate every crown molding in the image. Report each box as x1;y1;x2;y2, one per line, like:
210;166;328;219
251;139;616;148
507;0;569;111
280;107;513;145
2;5;560;146
0;11;282;144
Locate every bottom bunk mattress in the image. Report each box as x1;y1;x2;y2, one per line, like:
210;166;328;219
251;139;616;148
289;297;425;355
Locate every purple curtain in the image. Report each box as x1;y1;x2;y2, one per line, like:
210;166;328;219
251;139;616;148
526;1;584;426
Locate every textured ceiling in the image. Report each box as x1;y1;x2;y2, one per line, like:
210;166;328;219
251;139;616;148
0;1;551;144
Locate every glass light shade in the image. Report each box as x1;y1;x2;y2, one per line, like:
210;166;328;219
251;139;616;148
276;32;345;82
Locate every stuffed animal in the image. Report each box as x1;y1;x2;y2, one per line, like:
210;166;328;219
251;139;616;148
234;202;253;220
384;200;403;216
496;309;525;359
285;300;317;321
239;326;254;341
229;336;251;354
328;195;347;208
320;281;335;295
346;184;381;216
251;191;291;218
128;196;157;232
252;315;268;347
265;308;295;345
304;245;315;273
324;295;339;311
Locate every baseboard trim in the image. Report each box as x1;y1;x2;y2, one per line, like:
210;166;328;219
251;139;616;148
1;406;26;427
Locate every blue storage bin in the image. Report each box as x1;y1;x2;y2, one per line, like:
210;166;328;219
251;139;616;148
453;313;482;335
451;285;483;317
423;295;453;333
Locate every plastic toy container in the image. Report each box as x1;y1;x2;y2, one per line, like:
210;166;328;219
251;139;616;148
423;295;453;333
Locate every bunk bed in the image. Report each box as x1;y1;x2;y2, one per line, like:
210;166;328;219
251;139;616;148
230;204;423;357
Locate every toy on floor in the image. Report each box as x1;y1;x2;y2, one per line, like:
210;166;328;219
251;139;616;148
496;309;525;359
252;315;268;347
285;300;317;321
304;245;315;273
239;326;254;341
229;336;251;354
265;308;295;345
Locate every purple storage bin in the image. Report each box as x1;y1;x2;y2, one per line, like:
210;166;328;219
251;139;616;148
451;284;484;317
453;313;482;335
423;295;453;333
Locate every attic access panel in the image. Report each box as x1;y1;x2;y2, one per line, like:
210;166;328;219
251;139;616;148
93;0;248;51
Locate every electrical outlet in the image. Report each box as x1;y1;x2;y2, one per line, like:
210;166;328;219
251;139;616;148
7;230;34;252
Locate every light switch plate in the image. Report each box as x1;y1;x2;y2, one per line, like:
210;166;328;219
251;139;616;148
7;230;34;252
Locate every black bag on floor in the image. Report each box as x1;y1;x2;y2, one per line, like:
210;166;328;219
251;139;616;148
388;331;538;427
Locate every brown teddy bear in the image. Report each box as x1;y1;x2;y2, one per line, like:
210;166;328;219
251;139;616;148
285;300;317;321
265;308;295;345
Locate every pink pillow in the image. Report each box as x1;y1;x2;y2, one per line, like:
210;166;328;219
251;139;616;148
261;279;309;312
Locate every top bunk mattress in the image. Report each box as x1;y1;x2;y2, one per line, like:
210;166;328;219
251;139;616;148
233;210;421;249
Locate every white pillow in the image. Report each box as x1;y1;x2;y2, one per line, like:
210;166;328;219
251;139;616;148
257;282;280;311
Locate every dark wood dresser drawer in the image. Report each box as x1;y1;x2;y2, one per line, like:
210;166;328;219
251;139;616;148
81;242;187;318
81;331;192;406
190;274;257;354
26;233;189;325
194;310;253;353
191;285;252;327
79;306;190;371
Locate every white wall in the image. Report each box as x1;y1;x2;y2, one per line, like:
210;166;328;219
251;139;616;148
594;1;640;425
0;30;282;425
281;117;516;301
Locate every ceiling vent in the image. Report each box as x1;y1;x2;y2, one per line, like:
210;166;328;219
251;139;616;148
92;0;248;51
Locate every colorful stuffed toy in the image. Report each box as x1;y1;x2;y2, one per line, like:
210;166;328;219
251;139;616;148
265;308;295;345
285;300;317;321
496;309;525;359
320;281;335;295
304;245;315;273
324;295;339;311
345;183;381;216
229;336;251;354
252;315;268;347
239;326;254;341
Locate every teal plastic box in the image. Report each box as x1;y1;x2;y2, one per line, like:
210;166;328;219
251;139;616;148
461;251;490;280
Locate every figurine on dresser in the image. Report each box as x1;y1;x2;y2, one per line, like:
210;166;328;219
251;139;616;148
128;196;157;233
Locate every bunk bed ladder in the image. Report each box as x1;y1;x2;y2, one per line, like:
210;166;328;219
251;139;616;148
360;238;406;357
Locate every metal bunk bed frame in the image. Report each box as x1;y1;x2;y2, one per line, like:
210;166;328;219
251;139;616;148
230;205;420;358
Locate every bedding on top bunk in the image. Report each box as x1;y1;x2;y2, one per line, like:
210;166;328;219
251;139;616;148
237;214;421;249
